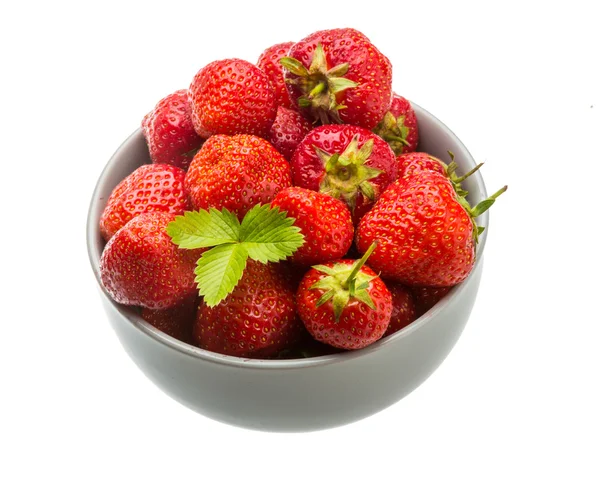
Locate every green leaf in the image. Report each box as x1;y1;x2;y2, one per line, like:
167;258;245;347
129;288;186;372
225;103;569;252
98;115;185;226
194;244;248;307
239;204;304;263
170;204;305;306
167;209;240;249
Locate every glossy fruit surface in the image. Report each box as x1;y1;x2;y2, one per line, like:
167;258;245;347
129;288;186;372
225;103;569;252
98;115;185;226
99;164;190;241
185;134;291;219
189;58;277;138
271;187;353;265
142;89;204;170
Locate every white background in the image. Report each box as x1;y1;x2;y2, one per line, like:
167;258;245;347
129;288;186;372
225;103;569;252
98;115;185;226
1;1;599;477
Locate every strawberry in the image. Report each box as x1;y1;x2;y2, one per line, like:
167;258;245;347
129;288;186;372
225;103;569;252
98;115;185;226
257;42;295;109
271;187;353;266
290;124;397;222
100;212;203;309
383;283;417;337
412;286;451;317
189;58;277;138
268;106;312;161
281;28;392;129
184;134;291;219
141;295;199;344
194;260;304;358
141;89;204;170
99;163;191;241
397;152;447;178
296;243;392;350
398;151;488;207
373;94;419;155
356;171;507;287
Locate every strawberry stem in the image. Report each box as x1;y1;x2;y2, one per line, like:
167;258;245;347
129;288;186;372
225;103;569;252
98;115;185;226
471;185;508;218
454;162;484;183
342;241;377;289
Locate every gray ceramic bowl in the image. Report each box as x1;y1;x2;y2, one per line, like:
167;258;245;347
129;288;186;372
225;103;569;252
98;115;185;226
87;103;489;432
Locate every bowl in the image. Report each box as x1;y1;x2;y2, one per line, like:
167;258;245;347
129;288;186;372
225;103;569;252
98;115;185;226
87;103;489;432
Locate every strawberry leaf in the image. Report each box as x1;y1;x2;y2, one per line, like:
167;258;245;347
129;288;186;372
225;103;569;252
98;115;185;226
168;204;305;306
239;204;304;263
194;244;248;307
167;209;240;249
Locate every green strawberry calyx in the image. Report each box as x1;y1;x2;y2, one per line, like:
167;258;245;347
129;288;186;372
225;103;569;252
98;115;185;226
460;184;508;244
280;43;358;125
167;204;304;307
315;134;382;211
441;151;484;198
310;241;379;322
435;152;507;244
373;111;411;155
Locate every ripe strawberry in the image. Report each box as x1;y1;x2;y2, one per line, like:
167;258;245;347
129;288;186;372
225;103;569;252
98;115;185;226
271;187;353;266
383;283;417;337
194;260;304;358
268;106;312;161
398;151;484;197
99;163;191;241
356;171;507;287
141;295;199;344
257;42;295;109
397;152;447;178
296;243;392;350
281;28;392;129
185;134;291;219
412;286;451;317
100;212;203;309
189;58;277;138
373;94;419;154
290;124;397;222
141;89;204;170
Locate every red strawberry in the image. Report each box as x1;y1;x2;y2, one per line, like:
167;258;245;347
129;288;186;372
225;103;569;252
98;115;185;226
100;212;203;309
397;152;447;178
356;171;507;287
194;261;304;358
412;286;451;317
271;187;353;266
141;89;204;170
141;295;199;344
383;283;417;337
296;243;392;350
373;94;419;154
189;58;277;138
281;28;392;129
290;124;397;222
257;42;295;109
397;151;484;197
185;134;291;219
99;164;191;241
268;106;312;161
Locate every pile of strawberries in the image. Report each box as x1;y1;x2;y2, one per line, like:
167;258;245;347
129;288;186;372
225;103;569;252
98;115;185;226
99;28;505;359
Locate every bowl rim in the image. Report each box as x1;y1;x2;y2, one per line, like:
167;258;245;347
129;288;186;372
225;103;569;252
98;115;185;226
87;102;489;370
